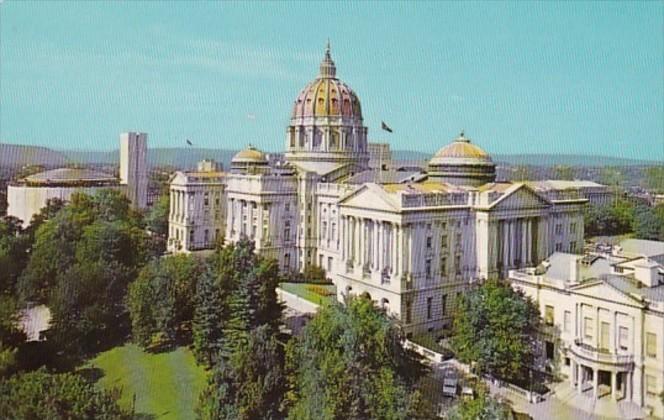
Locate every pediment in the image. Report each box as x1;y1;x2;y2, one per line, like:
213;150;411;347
570;281;644;307
338;184;399;212
489;185;551;211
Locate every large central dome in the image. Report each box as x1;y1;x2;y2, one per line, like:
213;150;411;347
291;48;362;120
285;43;369;170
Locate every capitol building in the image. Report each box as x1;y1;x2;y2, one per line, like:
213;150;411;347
167;45;588;334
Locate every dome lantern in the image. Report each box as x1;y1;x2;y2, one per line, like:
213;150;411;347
319;40;336;78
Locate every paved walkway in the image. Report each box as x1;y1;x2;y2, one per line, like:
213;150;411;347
488;379;648;420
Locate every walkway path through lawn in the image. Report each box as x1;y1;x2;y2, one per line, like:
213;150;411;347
88;344;207;419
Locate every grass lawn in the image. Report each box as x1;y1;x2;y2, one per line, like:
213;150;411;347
86;344;207;419
279;282;336;306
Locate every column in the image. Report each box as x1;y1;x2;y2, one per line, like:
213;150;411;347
526;218;532;264
379;221;384;270
577;364;583;394
358;218;364;267
611;372;618;400
502;221;509;270
570;360;577;388
390;223;399;273
374;220;380;270
593;368;599;399
521;219;527;267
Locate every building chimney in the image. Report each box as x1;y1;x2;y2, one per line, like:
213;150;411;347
569;256;580;283
634;258;660;288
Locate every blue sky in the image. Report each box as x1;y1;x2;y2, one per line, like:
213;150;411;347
1;1;662;161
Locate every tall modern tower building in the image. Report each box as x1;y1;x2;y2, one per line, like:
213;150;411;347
120;132;148;209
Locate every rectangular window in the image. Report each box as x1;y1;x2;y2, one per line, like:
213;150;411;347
570;223;577;233
442;294;448;316
646;375;657;397
331;223;336;241
545;341;554;360
545;305;554;326
441;235;448;248
570;241;577;253
646;332;657;358
285;203;290;212
440;257;447;275
327;257;332;272
555;224;562;235
600;322;610;352
564;310;571;333
426;236;432;249
584;317;593;340
425;258;432;278
322;221;328;239
555;242;563;252
405;300;412;324
619;327;629;351
427;297;433;320
455;255;461;275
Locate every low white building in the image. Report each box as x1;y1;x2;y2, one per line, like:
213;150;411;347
528;180;614;207
509;239;664;418
7;132;148;227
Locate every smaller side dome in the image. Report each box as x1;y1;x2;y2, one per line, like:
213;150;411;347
428;131;496;186
231;145;268;174
232;145;266;164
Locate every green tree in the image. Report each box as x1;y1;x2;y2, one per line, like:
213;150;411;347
450;279;540;383
552;165;575;181
128;254;203;347
192;267;226;366
0;216;31;293
0;367;129;419
146;193;169;236
633;203;664;241
583;200;636;238
197;325;286;420
447;385;511;420
47;260;129;358
0;295;27;376
286;296;427;420
644;166;664;194
192;239;283;366
511;165;534;182
145;193;170;253
18;190;145;302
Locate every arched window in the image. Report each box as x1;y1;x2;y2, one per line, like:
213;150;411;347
381;298;390;311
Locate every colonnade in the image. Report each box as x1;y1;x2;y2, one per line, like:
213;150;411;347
341;216;405;280
570;360;630;401
170;189;189;222
496;217;537;269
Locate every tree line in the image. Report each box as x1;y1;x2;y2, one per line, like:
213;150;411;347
0;190;447;419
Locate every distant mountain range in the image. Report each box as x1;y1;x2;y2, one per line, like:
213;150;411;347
1;143;660;170
0;143;68;167
391;150;659;168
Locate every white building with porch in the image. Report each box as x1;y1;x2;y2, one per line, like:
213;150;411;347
509;239;664;418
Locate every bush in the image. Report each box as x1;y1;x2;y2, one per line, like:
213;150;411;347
304;285;335;297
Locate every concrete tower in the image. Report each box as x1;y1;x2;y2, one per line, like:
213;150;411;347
119;132;148;209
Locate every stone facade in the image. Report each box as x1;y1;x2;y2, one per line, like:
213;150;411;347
167;46;589;334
